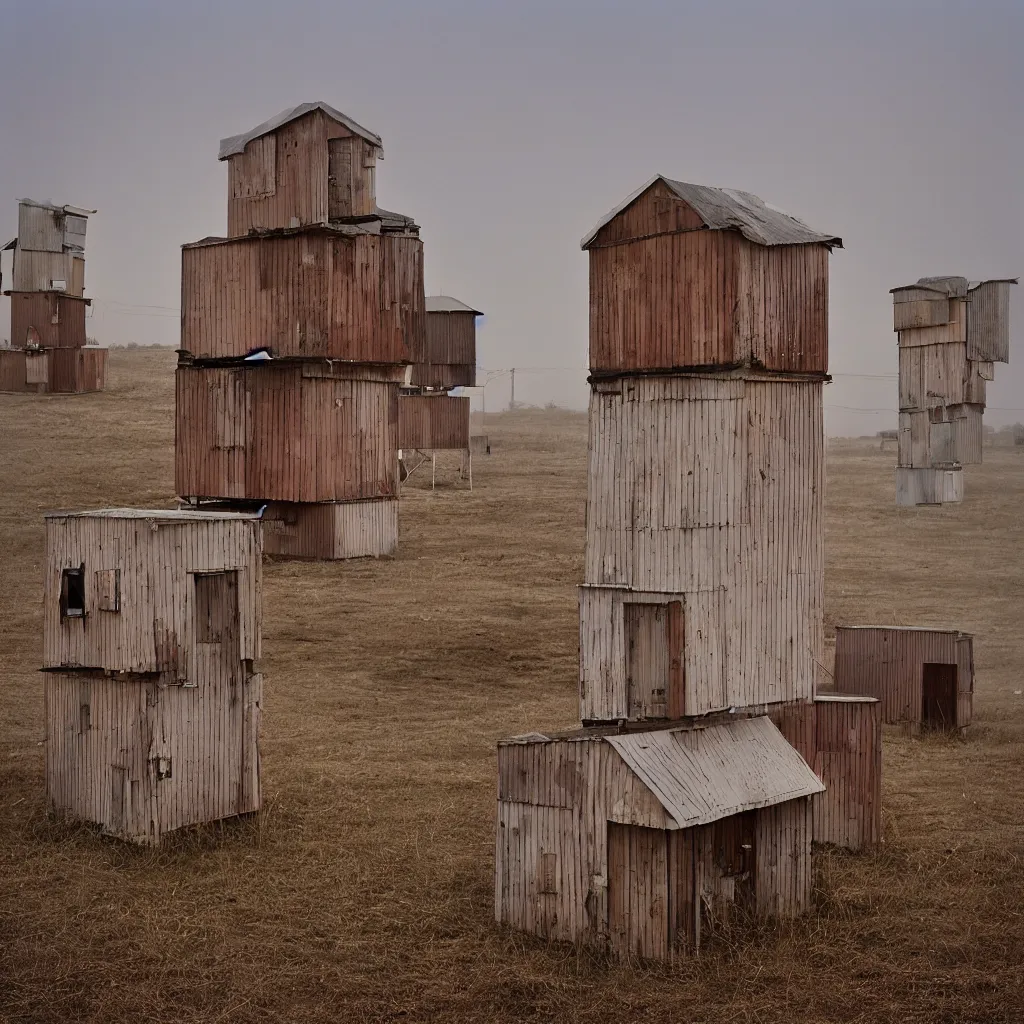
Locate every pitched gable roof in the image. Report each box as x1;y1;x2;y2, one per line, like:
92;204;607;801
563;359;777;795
605;717;823;830
425;295;483;315
582;175;842;250
218;102;382;161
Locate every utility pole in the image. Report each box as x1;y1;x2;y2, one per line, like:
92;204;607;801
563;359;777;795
510;367;516;410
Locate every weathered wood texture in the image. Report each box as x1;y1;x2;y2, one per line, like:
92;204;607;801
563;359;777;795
9;251;86;295
898;404;983;467
769;697;881;851
43;511;263;844
181;230;424;363
0;347;106;394
43;512;262;674
260;498;398;559
226;109;379;236
587;184;830;374
175;365;398;503
832;626;973;732
581;376;822;718
407;311;477;388
898;343;968;409
966;281;1012;362
8;291;88;348
495;721;815;959
398;394;470;450
894;465;964;506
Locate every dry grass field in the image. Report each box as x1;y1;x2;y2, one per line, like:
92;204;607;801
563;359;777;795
1;347;1023;1023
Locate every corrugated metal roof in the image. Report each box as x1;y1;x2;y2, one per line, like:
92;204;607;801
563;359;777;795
425;295;483;315
581;175;842;250
605;717;823;830
17;199;95;216
890;276;969;298
46;508;261;522
218;102;383;160
182;221;377;249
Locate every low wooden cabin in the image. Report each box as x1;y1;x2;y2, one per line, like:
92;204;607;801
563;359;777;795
581;176;841;376
833;625;973;734
8;290;90;349
180;223;424;364
398;394;470;451
0;346;106;394
495;717;822;960
579;374;825;720
407;295;481;388
219;102;385;237
43;509;263;844
770;695;881;851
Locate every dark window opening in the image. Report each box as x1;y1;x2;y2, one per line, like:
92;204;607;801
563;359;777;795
61;566;86;618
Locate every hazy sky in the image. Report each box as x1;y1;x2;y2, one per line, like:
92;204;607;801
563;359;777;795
1;0;1021;433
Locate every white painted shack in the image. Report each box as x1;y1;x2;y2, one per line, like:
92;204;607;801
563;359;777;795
43;509;263;844
892;275;1017;504
495;717;823;959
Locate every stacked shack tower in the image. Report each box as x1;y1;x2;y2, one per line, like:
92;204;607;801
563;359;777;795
176;103;425;558
496;178;881;960
893;275;1016;506
43;509;262;844
0;200;106;394
398;295;482;487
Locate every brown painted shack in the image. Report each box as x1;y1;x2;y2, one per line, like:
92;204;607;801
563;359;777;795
408;295;481;388
833;625;973;733
0;346;107;394
219;102;384;237
2;199;92;295
398;394;470;451
581;176;841;376
495;716;823;958
43;509;263;844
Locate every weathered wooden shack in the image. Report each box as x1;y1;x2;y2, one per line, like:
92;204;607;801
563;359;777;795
43;509;263;844
832;625;973;733
176;104;423;558
2;199;105;394
495;717;823;958
409;295;481;389
219;102;384;237
893;275;1016;504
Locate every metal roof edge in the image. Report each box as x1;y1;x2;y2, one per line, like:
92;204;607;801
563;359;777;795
218;102;383;160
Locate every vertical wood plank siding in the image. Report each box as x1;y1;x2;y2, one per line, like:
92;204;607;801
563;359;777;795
581;376;823;719
261;498;398;559
495;733;813;959
226;110;376;236
11;251;85;295
407;311;476;387
833;626;972;731
0;347;106;394
175;365;398;503
43;513;263;843
588;228;828;373
895;466;964;506
181;230;424;363
9;292;88;348
966;281;1012;362
398;395;470;449
769;698;881;850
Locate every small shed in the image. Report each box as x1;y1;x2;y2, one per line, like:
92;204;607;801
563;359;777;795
407;295;482;388
833;626;973;734
2;199;93;294
219;102;385;236
43;509;263;844
581;176;842;375
0;347;106;395
495;716;823;960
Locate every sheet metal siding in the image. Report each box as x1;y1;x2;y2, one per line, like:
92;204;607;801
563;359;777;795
11;250;83;294
589;231;827;373
261;498;398;559
181;231;424;363
17;202;64;252
895;466;963;506
43;514;262;674
409;310;476;387
398;394;470;450
967;281;1012;362
582;377;823;718
227;109;351;236
833;626;970;728
898;343;967;409
0;350;28;391
495;732;813;958
0;347;105;394
176;365;398;503
9;292;88;348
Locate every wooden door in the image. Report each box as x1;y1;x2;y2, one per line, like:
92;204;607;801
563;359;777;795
607;823;669;960
625;601;683;719
667;828;697;952
327;137;354;219
922;662;957;730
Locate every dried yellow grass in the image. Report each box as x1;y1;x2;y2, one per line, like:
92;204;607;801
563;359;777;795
1;348;1022;1022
